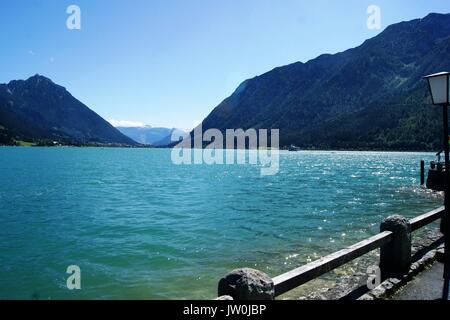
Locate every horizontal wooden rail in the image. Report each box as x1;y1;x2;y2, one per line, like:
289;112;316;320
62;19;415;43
273;231;393;297
409;206;444;232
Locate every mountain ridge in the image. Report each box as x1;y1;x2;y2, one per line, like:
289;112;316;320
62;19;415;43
198;13;450;151
0;74;138;146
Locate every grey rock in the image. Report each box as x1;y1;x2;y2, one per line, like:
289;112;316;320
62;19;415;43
216;295;234;301
371;285;386;298
218;268;274;300
380;215;411;234
358;294;375;300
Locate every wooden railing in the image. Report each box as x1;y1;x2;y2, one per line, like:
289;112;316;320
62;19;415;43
272;231;393;297
216;206;445;300
410;207;444;232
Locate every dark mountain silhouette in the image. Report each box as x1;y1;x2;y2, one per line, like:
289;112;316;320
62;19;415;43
0;75;138;146
199;13;450;151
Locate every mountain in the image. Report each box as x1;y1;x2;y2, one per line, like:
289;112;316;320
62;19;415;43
0;75;138;146
199;13;450;151
153;128;188;146
116;126;187;146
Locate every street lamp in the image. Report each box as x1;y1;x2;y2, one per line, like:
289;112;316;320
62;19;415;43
424;71;450;300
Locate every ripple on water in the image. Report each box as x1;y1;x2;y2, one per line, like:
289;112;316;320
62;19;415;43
0;149;443;299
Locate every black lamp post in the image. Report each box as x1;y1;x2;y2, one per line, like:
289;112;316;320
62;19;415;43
424;71;450;300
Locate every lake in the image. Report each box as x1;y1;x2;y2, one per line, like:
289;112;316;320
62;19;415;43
0;148;442;299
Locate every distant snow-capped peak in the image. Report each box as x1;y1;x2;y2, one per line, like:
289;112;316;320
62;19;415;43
108;119;151;128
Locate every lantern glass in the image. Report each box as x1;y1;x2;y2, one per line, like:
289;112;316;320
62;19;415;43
425;72;450;105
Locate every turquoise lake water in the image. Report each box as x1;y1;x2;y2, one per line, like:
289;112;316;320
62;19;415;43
0;148;443;299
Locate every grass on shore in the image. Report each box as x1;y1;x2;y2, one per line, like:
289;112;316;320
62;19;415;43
15;140;36;147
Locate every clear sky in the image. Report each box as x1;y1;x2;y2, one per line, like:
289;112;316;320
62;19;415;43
0;0;449;130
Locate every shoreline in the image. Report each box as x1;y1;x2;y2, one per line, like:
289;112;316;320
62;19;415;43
0;144;440;154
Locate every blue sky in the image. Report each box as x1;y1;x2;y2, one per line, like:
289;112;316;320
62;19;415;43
0;1;449;129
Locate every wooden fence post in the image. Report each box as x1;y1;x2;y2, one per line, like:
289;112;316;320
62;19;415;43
218;268;275;300
420;160;425;186
379;215;411;279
